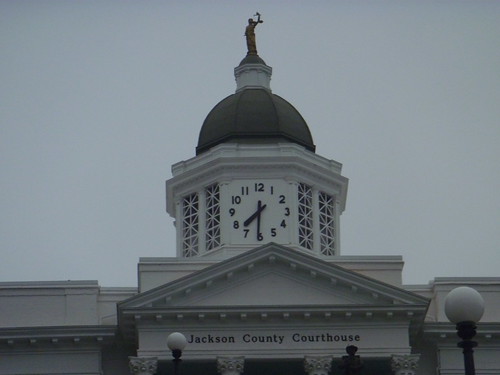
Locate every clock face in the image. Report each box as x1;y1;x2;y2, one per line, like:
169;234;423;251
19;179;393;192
222;179;292;245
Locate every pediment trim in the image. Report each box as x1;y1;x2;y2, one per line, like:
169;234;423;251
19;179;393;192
119;244;427;322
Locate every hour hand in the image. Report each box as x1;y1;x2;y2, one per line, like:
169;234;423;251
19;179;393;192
243;200;267;227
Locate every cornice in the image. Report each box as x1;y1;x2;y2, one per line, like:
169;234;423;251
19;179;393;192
0;325;117;349
0;280;99;289
171;143;342;176
121;304;427;324
167;158;347;196
166;143;348;215
431;277;500;285
422;322;500;343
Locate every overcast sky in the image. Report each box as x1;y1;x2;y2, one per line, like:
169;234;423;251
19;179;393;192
1;1;499;287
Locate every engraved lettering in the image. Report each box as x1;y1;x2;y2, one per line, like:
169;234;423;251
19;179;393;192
187;334;235;344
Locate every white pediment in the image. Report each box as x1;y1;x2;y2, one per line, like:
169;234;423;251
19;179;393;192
181;270;370;307
119;244;428;313
118;244;429;359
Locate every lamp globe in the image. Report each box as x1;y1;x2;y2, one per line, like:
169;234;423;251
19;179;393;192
444;286;485;324
167;332;188;351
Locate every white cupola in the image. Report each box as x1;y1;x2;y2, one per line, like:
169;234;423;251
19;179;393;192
166;51;348;261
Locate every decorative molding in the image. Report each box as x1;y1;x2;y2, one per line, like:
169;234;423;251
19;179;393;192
391;354;420;375
216;356;245;375
166;143;348;215
0;326;116;347
170;143;342;178
304;355;333;375
119;245;429;340
128;356;158;375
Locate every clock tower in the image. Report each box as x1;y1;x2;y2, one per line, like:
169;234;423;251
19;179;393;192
166;53;348;260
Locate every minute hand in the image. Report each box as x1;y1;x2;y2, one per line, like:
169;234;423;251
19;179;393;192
243;200;267;227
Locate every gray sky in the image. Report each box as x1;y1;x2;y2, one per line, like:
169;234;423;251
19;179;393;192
1;1;499;287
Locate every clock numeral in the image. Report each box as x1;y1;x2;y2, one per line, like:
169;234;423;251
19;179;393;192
233;220;240;229
243;229;249;238
270;186;274;195
271;228;277;237
280;220;287;228
229;208;236;216
232;195;242;205
284;207;290;216
257;233;264;241
279;195;286;204
241;186;249;195
254;183;264;192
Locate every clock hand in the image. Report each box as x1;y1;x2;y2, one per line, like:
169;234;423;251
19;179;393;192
256;202;262;241
243;211;258;227
243;200;267;227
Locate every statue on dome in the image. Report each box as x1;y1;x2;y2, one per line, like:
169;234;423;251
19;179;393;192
245;12;263;55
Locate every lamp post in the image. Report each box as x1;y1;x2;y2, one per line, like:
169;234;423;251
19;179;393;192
166;332;187;375
444;286;485;375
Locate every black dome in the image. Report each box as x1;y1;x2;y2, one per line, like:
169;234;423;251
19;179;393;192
196;89;315;154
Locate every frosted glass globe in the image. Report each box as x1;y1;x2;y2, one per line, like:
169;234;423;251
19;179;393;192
167;332;187;351
444;286;485;324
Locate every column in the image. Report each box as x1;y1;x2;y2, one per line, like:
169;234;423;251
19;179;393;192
129;356;158;375
391;354;420;375
304;355;333;375
216;356;245;375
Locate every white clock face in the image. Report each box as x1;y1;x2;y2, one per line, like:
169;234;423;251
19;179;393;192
222;179;292;245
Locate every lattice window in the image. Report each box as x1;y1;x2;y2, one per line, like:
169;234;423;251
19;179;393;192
298;183;314;250
205;184;221;251
182;192;199;257
319;191;335;255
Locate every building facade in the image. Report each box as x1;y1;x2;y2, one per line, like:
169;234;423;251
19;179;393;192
1;44;499;375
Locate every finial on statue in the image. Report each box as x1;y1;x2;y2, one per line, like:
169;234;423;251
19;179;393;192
245;12;263;55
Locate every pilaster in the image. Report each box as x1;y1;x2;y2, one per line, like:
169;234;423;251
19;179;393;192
216;356;245;375
391;354;420;375
129;356;158;375
304;355;333;375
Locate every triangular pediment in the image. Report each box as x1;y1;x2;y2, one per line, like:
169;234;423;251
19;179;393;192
179;269;372;307
119;244;428;315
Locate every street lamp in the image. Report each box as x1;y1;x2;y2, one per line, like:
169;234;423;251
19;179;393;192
166;332;187;375
444;286;485;375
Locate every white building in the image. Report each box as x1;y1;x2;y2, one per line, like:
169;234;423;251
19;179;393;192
1;45;499;375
